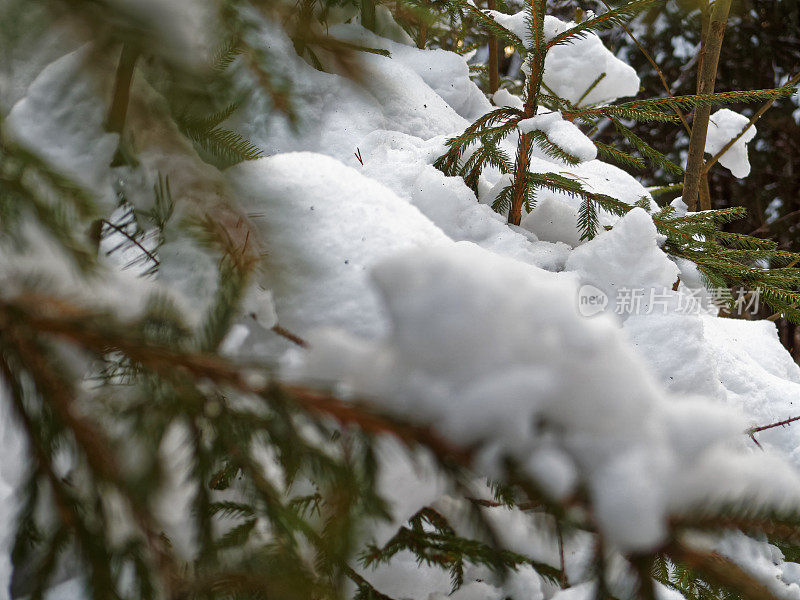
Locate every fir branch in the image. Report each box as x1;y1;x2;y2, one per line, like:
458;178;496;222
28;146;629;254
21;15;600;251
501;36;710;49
598;0;691;134
547;0;661;48
594;141;647;171
566;87;794;124
664;542;782;600
578;196;599;241
529;130;582;165
702;71;800;175
610;118;683;175
444;0;525;52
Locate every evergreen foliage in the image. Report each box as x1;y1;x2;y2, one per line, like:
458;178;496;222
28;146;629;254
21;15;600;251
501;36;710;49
4;1;800;600
434;0;800;318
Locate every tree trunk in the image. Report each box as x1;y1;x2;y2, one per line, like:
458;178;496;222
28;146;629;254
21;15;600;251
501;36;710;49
361;0;376;32
487;0;499;94
682;0;732;211
508;0;546;225
107;44;139;137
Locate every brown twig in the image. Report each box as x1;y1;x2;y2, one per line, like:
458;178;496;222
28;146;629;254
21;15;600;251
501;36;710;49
598;0;691;135
101;219;160;268
272;324;308;347
702;71;800;175
749;208;800;235
748;414;800;436
556;522;568;588
0;294;472;467
487;0;499;94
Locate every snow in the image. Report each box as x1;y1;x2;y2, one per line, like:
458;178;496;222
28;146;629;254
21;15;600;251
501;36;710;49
0;384;25;600
542;16;640;106
520;195;583;247
354;130;571;271
230;11;651;259
231;18;470;160
483;13;640;105
518;111;597;163
515;158;658;244
329;25;492;122
291;242;800;554
151;421;197;561
705;108;757;178
714;532;800;600
4;45;118;208
492;88;524;110
226;152;450;343
356;550;452;600
564;208;680;318
624;314;726;400
7;5;800;600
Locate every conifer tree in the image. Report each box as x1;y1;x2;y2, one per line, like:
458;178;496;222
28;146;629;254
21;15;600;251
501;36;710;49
434;0;800;320
3;2;800;600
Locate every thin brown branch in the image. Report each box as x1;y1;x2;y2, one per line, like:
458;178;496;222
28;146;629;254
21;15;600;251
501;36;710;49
664;541;784;600
272;324;308;347
748;414;800;435
702;71;800;175
598;0;691;135
556;522;568;588
750;208;800;235
487;0;499;94
670;513;800;545
101;219;160;268
0;294;472;467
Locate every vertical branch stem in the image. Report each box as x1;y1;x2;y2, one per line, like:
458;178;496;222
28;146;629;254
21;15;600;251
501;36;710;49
487;0;500;94
682;0;732;211
418;22;427;48
107;43;139;137
417;0;427;48
361;0;377;32
556;522;568;588
508;0;547;226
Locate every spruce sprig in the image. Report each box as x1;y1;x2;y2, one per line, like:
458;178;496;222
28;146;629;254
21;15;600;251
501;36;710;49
547;0;662;48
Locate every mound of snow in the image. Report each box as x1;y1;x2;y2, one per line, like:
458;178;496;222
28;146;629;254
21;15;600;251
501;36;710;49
705;108;756;178
291;242;800;552
542;16;640;106
231;19;471;161
354;130;571;270
487;12;639;106
518;111;597;163
226;152;450;343
4;45;118;207
565;207;680;316
327;24;492;122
